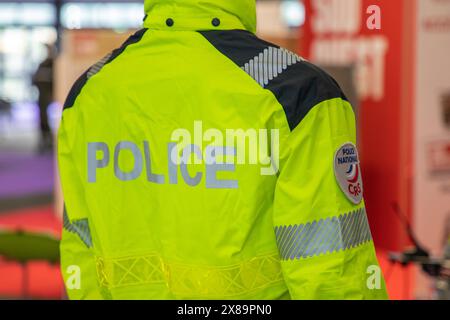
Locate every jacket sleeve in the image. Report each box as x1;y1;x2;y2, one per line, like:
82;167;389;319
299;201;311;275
273;97;388;300
58;106;104;300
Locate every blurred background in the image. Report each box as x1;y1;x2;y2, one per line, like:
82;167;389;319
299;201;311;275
0;0;449;300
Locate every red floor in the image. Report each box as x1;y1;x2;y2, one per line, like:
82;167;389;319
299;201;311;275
377;250;415;300
0;205;64;299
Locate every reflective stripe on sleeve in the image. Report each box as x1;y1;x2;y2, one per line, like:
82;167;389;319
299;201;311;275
63;207;93;248
274;208;372;261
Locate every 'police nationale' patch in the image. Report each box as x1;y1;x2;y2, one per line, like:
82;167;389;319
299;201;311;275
334;143;363;204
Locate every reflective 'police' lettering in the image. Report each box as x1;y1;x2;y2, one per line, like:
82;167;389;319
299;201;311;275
114;141;143;181
168;143;178;184
87;141;238;189
88;142;109;183
144;141;165;184
180;144;203;187
205;146;238;189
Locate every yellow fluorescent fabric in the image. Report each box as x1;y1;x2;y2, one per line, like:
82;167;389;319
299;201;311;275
274;99;388;299
58;0;388;300
143;0;257;33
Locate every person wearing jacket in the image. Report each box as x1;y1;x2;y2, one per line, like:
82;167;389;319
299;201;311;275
33;44;55;152
58;0;388;300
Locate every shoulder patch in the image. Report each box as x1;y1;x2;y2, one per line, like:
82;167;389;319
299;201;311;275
334;143;363;204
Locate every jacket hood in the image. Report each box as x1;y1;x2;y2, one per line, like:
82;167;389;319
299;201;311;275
143;0;257;33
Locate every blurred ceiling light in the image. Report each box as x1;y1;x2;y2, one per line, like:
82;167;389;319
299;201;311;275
31;27;58;47
2;29;27;54
281;0;305;28
0;3;55;27
61;3;143;29
63;4;82;29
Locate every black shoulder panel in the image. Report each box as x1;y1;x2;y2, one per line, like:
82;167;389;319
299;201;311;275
265;61;347;130
199;30;278;67
63;28;148;110
199;30;347;131
63;71;89;111
107;28;148;64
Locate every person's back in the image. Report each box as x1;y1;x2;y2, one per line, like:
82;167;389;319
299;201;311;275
58;0;388;300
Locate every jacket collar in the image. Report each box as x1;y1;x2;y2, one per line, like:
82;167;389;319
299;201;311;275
143;0;257;33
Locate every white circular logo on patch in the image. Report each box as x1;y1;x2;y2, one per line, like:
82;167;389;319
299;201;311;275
334;143;363;204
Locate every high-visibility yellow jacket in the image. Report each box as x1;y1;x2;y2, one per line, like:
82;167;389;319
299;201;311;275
58;0;388;300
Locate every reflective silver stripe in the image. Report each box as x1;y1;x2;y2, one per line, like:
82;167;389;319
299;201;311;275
240;47;304;88
63;207;93;248
274;208;372;261
268;46;273;81
87;52;113;79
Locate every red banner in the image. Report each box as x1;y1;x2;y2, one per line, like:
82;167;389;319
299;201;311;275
301;0;416;250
